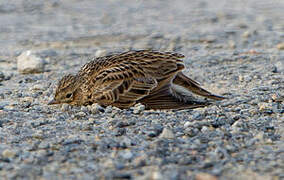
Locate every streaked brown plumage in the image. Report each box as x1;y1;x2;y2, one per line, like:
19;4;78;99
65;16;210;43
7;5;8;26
49;50;225;109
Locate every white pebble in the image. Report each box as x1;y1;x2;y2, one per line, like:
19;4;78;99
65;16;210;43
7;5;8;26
133;103;145;114
80;106;89;113
88;103;104;114
228;40;236;49
276;43;284;50
152;171;163;180
30;84;45;91
159;128;175;139
201;126;209;133
76;112;86;117
258;103;271;111
184;121;194;128
242;31;251;38
2;149;16;158
88;118;95;123
105;106;113;113
275;61;284;72
17;50;46;74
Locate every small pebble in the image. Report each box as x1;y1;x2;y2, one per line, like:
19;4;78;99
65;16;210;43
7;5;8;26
231;121;242;133
120;150;133;160
133;103;145;114
258;103;271;111
159;128;175;139
88;103;104;114
88;117;95;123
201;126;209;133
105;106;113;113
78;112;86;117
271;94;278;101
184;121;194;128
30;84;45;91
274;61;284;72
80;106;89;113
2;149;16;158
254;41;261;47
228;40;236;49
152;171;163;180
242;31;251;38
276;43;284;50
17;50;46;74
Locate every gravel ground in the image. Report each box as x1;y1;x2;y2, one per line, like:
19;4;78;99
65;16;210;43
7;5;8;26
0;0;283;179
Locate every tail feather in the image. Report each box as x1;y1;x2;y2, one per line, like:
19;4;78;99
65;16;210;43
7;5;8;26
139;84;211;110
173;72;225;100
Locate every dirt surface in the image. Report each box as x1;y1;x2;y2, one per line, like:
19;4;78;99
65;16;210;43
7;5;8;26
0;0;283;179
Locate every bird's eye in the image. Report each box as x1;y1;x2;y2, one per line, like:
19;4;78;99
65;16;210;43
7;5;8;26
66;93;72;98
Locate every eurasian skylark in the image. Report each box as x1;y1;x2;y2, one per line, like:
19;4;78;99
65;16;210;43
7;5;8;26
49;50;225;109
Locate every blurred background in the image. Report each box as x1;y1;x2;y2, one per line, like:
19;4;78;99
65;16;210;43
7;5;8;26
0;0;283;56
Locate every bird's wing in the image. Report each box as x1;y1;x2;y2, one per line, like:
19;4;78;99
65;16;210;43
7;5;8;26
91;76;157;108
82;50;187;108
172;72;225;100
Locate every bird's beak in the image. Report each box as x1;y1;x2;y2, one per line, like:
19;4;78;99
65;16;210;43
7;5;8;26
48;99;59;105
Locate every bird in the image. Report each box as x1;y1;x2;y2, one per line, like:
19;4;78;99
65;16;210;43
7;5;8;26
48;50;225;110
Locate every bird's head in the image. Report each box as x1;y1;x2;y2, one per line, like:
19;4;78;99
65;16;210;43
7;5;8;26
48;74;81;105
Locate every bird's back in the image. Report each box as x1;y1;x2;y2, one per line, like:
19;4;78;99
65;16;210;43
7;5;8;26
78;50;185;80
76;50;186;108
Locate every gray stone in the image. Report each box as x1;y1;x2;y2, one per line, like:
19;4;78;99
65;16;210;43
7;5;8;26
120;150;133;160
88;103;104;114
133;103;145;114
105;106;113;113
274;60;284;72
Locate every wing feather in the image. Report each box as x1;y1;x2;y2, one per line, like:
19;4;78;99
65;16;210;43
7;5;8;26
139;84;210;110
173;72;225;100
92;77;157;108
80;50;186;108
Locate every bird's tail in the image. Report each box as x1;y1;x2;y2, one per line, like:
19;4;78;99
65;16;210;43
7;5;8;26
172;72;225;100
139;84;211;110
